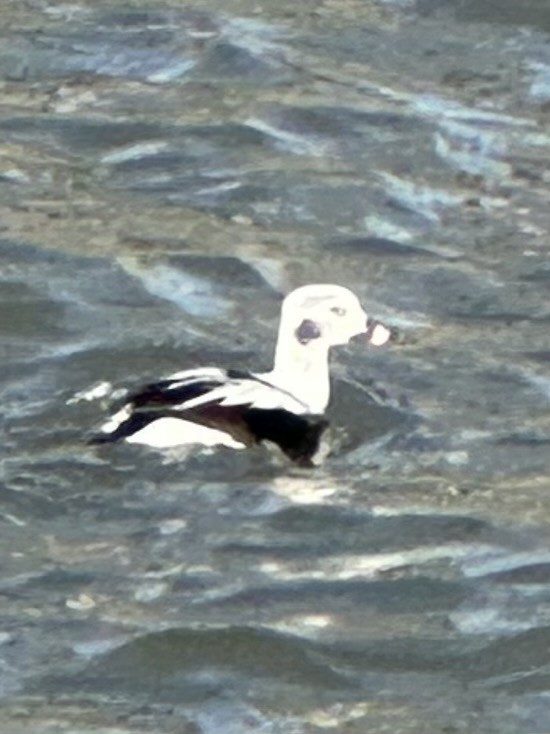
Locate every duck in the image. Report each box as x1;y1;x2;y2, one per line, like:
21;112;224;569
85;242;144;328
89;284;391;464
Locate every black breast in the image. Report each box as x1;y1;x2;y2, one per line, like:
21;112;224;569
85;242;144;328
242;407;328;465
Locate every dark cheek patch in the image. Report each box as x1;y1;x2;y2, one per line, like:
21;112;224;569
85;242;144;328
295;319;322;345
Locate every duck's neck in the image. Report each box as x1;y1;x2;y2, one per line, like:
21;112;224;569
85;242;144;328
266;328;331;414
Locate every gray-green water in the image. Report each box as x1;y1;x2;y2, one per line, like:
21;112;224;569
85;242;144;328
1;1;550;732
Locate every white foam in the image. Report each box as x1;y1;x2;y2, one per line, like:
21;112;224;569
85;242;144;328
67;381;113;404
99;405;131;433
369;323;391;346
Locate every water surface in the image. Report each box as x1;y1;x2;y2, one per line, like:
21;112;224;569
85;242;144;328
1;1;550;732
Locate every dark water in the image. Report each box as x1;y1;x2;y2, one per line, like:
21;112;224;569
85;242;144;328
1;1;550;732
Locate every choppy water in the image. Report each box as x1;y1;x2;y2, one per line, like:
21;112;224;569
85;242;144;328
1;1;550;732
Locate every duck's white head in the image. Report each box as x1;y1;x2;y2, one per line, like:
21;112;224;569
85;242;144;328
280;284;390;349
268;284;390;413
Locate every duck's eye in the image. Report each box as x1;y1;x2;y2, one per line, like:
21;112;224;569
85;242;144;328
331;306;346;317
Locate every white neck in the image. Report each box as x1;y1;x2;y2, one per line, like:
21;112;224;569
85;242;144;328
264;325;331;414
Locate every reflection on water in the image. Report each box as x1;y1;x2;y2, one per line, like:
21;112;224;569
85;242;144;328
1;0;550;732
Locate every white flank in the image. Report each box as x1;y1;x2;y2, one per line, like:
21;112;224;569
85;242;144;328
125;418;246;449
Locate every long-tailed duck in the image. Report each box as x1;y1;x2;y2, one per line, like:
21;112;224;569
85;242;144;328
90;284;391;464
